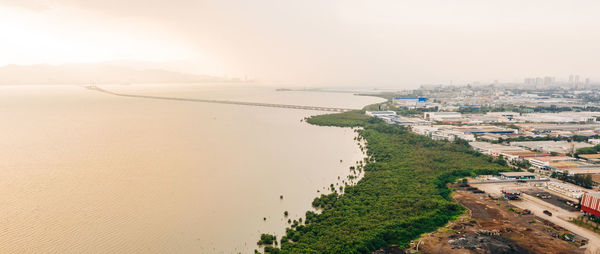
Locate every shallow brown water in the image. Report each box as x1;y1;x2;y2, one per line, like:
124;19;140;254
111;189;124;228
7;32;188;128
0;84;383;253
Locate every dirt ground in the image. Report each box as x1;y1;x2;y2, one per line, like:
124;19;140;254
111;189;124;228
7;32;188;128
409;185;587;254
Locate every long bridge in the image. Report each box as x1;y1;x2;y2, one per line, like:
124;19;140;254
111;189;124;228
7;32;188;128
84;86;354;112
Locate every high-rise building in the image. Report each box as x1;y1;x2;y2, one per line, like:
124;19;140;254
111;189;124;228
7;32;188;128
543;76;554;85
569;74;574;84
535;77;543;86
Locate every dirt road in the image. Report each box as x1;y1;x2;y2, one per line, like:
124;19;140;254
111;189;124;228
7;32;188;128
473;183;600;254
411;187;585;254
514;194;600;254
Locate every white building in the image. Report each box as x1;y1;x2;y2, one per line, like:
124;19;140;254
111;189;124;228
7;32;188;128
526;156;576;169
515;112;598;123
392;97;428;108
423;112;462;121
546;181;586;199
391;116;431;126
484;112;520;122
366;111;397;117
510;141;593;154
412;127;475;142
469;142;527;157
411;125;439;136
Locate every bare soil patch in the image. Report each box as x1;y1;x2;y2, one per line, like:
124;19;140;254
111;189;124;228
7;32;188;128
407;185;586;254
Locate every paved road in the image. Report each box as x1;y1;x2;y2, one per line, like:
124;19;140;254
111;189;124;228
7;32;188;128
514;194;600;254
473;183;600;254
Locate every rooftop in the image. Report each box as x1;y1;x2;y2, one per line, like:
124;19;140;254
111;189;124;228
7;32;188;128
591;175;600;183
455;126;515;133
584;192;600;198
579;154;600;159
558;167;600;174
549;161;584;168
499;172;535;177
500;151;551;157
429;112;461;115
367;111;396;115
527;156;575;162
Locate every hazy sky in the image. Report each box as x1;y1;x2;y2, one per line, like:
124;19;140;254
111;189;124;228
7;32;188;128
1;0;599;87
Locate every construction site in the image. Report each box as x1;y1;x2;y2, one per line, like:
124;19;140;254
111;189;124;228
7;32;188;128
407;185;587;254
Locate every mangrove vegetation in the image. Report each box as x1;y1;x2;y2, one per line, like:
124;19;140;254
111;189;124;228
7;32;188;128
259;110;510;253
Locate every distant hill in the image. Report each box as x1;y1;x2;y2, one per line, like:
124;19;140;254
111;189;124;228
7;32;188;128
0;63;236;85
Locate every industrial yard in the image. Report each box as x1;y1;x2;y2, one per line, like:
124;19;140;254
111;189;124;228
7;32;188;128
367;105;600;253
362;84;600;253
410;185;587;254
365;89;600;253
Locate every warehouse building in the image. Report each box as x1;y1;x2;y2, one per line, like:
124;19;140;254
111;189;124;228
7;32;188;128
470;142;527;157
547;182;586;199
499;151;551;162
510;141;594;155
365;111;397;117
581;192;600;217
579;154;600;164
392;97;428;108
527;156;576;169
499;172;536;180
423;112;462;121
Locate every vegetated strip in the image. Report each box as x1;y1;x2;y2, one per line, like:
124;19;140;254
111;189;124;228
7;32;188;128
258;110;511;254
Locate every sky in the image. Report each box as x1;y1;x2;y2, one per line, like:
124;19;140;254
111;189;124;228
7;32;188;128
1;0;599;87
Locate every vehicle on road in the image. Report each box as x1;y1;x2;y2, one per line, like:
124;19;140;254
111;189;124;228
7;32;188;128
536;193;552;199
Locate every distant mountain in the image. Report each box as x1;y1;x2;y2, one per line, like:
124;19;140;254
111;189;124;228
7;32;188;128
0;63;236;85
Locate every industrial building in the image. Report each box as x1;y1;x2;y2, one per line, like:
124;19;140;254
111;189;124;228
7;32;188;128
516;123;600;134
546;182;586;199
499;151;551;162
470;142;527;157
477;133;510;141
423;112;462;122
411;125;476;142
390;116;431;126
365;111;431;126
430;130;476;142
557;167;600;175
365;111;397;124
578;154;600;164
527;156;576;169
485;112;520;122
453;126;516;135
365;111;397;117
392;97;428;108
499;172;536;180
411;125;439;136
510;141;594;155
581;192;600;217
514;112;598;123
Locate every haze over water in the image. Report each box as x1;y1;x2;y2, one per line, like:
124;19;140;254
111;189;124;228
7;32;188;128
0;84;383;253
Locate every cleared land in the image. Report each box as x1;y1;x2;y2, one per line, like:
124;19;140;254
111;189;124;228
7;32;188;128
411;186;586;254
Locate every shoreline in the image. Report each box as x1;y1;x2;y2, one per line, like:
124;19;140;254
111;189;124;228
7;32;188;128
256;107;511;253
